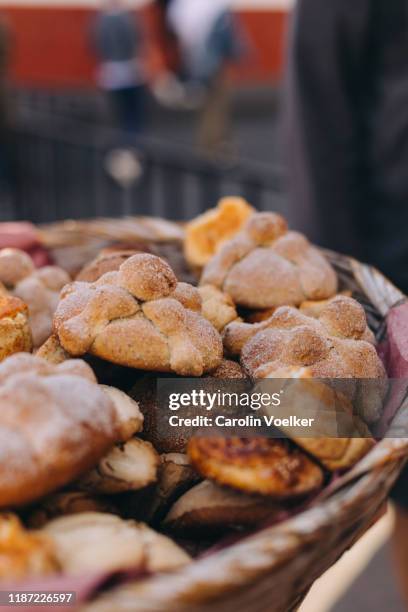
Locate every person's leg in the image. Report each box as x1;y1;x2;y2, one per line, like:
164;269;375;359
114;85;146;136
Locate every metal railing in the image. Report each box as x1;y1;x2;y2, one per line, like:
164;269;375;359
5;106;286;224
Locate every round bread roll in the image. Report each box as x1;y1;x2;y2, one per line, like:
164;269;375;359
239;298;385;376
0;353;121;507
201;212;337;310
53;254;223;376
0;248;70;348
236;297;386;425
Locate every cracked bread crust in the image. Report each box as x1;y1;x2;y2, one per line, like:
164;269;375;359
53;254;223;376
200;212;338;309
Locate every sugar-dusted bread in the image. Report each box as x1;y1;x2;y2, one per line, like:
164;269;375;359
52;254;223;376
201;212;337;309
0;248;70;348
0;293;32;359
0;353;121;507
238;296;382;379
236;296;386;424
184;197;255;268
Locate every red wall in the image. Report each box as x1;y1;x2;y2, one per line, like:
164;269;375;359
1;6;288;89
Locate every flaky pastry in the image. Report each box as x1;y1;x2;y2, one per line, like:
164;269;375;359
201;212;337;309
52;254;223;376
0;248;70;348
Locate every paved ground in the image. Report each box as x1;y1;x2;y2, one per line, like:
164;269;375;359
300;508;406;612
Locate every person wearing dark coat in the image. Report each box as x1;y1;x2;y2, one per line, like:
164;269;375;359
93;0;146;134
286;0;408;605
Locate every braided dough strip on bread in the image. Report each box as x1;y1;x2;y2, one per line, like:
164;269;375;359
201;212;337;309
239;297;383;380
234;297;386;469
53;254;223;376
0;353;121;508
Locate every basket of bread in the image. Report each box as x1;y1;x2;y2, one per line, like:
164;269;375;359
0;198;406;612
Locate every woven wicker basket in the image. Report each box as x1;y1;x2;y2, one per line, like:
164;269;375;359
40;218;408;612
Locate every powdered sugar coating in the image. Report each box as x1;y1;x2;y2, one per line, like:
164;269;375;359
53;254;223;376
0;353;120;508
240;296;384;380
201;213;338;309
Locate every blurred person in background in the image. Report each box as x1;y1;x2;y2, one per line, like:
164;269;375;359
93;0;147;136
167;0;246;156
0;16;11;203
286;0;408;605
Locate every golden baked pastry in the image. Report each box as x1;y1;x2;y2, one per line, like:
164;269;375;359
0;353;121;507
0;293;32;359
0;248;70;348
164;480;280;533
184;197;255;268
188;437;323;498
201;212;338;309
41;512;190;574
53;254;223;376
0;514;58;579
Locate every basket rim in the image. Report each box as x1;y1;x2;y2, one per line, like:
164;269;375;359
37;217;408;610
87;451;407;611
